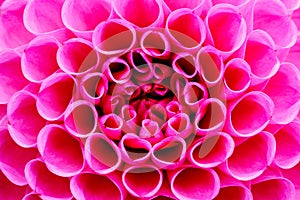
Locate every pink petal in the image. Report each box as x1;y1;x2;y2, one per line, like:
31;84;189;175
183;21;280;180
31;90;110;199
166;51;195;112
292;8;300;31
0;50;29;104
166;9;206;49
286;35;300;70
274;121;300;168
183;82;208;113
21;36;60;82
0;104;7;120
119;133;152;164
226;131;276;180
102;57;132;84
122;165;163;198
153;63;173;84
36;73;76;121
251;177;295;200
224;58;251;99
37;124;84;177
253;0;298;48
64;100;98;138
226;91;274;137
165;113;192;138
22;193;42;200
244;30;280;84
281;0;300;10
206;4;247;54
0;0;34;49
187;132;234;168
263;62;300;124
281;162;300;199
212;0;250;6
139;119;164;145
57;38;98;75
214;185;253;200
23;0;64;34
0;170;27;200
166;100;182;119
0;128;38;186
7;90;46;147
163;0;210;12
195;98;226;135
101;94;126;115
62;0;112;37
85;133;122;174
120;105;138;134
93;19;136;55
172;53;198;79
99;113;124;140
25;159;72;199
113;0;164;28
168;167;220;200
151;136;186;169
71;173;126;200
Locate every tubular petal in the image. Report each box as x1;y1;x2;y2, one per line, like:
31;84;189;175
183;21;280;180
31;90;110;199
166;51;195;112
99;113;124;140
102;57;132;84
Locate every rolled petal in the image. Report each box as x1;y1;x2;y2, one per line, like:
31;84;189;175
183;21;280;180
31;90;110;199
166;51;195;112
0;0;34;49
37;124;84;177
25;159;72;199
80;72;108;104
120;105;138;134
253;0;298;48
226;91;274;137
99;113;123;140
251;177;295;200
183;81;208;112
85;133;122;174
166;100;182;119
101;94;126;115
0;128;38;186
143;104;167;127
166;8;206;49
0;50;29;104
140;30;171;58
152;136;186;169
71;173;126;200
226;131;276;181
168;167;220;200
153;63;173;84
64;100;98;138
206;4;247;55
224;58;251;99
122;165;163;198
21;36;60;83
93;19;136;55
7;90;46;147
172;53;197;79
62;0;112;38
119;133;152;164
197;46;224;86
165;113;192;138
36;73;76;121
187;132;234;168
0;170;27;200
139;119;164;145
57;38;98;76
274;121;300;169
113;0;164;28
263;62;300;124
102;57;132;84
195;98;226;135
244;30;280;84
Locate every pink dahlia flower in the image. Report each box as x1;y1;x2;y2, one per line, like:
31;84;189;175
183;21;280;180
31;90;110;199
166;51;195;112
1;0;300;199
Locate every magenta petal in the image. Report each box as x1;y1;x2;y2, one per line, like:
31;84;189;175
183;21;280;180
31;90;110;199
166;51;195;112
183;81;208;112
274;121;300;169
166;9;206;49
253;0;298;48
286;35;300;70
214;185;253;200
113;0;164;28
0;128;38;186
57;38;98;75
264;62;300;124
93;19;136;55
0;50;29;104
85;133;122;174
152;136;186;169
25;159;72;199
281;162;300;199
120;105;138;134
102;57;132;84
36;73;76;121
0;170;27;200
166;100;181;119
21;36;60;82
23;0;64;34
37;124;84;177
188;132;234;168
226;91;274;137
64;100;98;138
99;113;123;140
206;4;247;54
122;165;163;198
169;167;220;200
7;91;46;147
163;0;209;12
165;113;192;138
139;119;164;145
0;0;34;49
22;193;42;200
71;173;126;200
172;53;197;79
281;0;300;10
226;131;276;180
251;177;295;200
